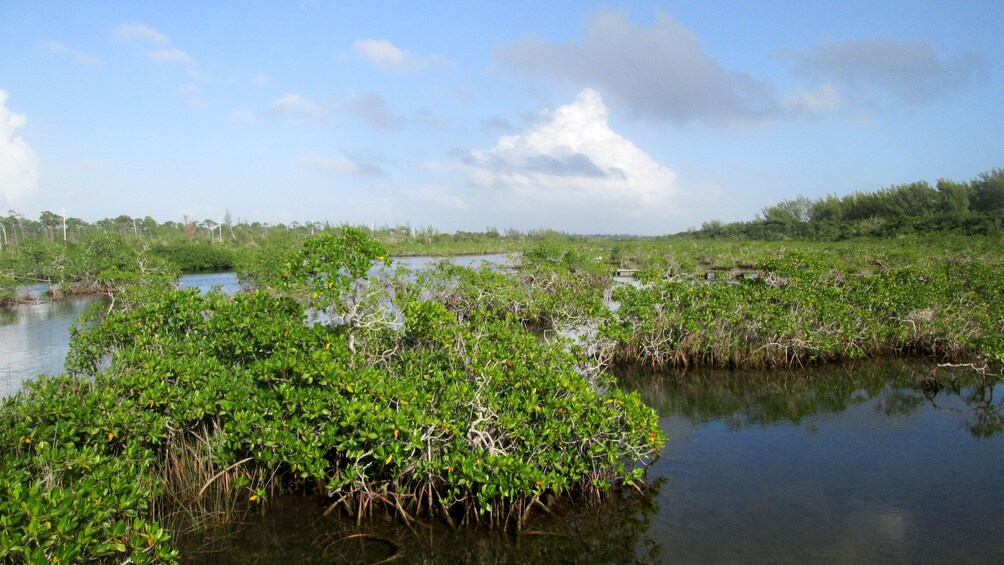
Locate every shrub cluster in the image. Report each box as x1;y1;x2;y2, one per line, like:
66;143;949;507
1;230;663;562
606;250;1004;369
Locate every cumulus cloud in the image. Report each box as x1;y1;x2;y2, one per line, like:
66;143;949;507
352;39;452;74
495;10;774;124
790;37;982;104
40;40;102;66
460;88;680;227
297;154;385;177
0;91;39;206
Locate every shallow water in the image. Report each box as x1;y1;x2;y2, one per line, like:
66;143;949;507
0;272;243;397
628;361;1004;563
177;271;242;295
0;294;102;397
180;360;1003;564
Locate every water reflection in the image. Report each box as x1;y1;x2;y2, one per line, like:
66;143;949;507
181;360;1003;563
177;272;242;295
180;482;664;564
0;295;103;397
619;359;1003;438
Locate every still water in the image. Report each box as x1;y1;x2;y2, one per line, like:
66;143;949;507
3;269;1002;563
0;292;101;397
180;360;1003;564
0;273;244;397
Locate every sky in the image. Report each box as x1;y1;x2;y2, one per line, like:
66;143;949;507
1;1;1001;235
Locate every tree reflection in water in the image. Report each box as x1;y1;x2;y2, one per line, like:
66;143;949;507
618;358;1003;439
924;362;1004;439
180;480;665;564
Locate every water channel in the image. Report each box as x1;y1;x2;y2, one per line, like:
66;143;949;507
2;264;1002;563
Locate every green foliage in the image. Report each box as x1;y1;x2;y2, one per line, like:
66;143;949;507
0;376;180;563
605;247;1004;369
0;232;178;303
413;241;609;333
286;228;390;311
4;231;664;560
149;242;237;272
0;273;17;306
693;169;1004;240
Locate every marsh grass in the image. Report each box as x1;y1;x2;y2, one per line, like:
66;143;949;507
153;427;274;550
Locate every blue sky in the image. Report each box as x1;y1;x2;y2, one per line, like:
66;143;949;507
1;1;1001;235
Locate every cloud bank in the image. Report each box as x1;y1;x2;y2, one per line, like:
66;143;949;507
790;37;982;104
497;10;980;124
496;10;774;124
460;88;680;230
0;91;39;206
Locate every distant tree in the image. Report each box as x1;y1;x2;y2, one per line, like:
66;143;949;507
809;195;843;222
760;196;811;224
937;178;971;219
884;181;940;217
971;169;1004;213
39;211;63;241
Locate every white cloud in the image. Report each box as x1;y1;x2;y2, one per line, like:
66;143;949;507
352;39;452;74
0;91;39;206
461;89;681;230
147;48;194;64
113;23;170;45
40;40;102;66
297;154;385;177
113;22;204;79
268;93;327;121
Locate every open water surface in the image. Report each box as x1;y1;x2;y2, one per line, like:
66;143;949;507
0;292;101;397
178;360;1003;564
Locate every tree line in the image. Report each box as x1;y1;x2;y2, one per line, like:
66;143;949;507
694;169;1003;240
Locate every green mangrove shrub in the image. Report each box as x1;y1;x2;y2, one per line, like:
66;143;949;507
2;230;664;562
605;250;1004;369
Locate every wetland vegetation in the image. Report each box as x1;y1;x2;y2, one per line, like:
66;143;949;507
1;169;1002;562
